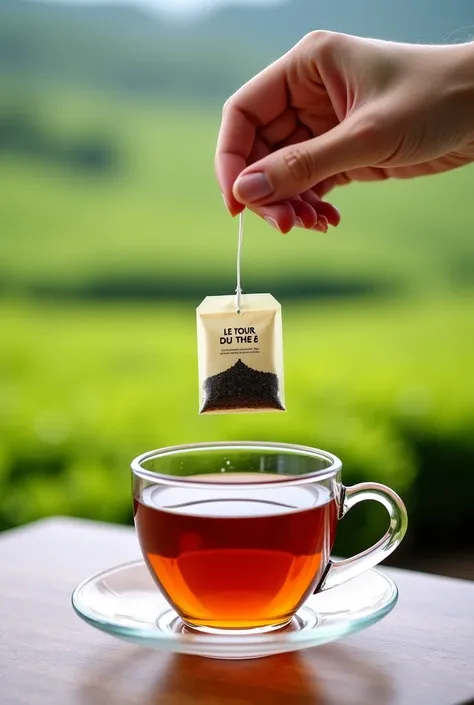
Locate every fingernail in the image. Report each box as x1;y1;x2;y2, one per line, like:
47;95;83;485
235;172;273;203
264;216;281;232
221;192;231;214
323;204;340;218
312;216;328;233
324;205;341;226
295;217;304;228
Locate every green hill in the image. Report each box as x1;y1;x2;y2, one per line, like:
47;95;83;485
0;86;473;300
206;0;474;52
1;0;473;102
1;0;474;300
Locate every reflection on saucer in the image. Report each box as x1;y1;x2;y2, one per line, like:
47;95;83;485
72;561;398;660
77;642;394;705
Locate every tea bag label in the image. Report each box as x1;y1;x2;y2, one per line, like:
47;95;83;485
197;293;285;415
220;326;258;346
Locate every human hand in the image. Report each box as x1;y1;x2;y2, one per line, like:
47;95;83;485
215;32;474;233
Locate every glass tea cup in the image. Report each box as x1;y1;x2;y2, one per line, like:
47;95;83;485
132;442;407;634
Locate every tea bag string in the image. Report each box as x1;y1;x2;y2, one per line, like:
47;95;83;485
235;210;244;314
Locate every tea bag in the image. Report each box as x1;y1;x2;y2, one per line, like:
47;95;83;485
197;213;286;414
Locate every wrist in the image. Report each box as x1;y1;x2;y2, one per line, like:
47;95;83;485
448;41;474;92
437;42;474;139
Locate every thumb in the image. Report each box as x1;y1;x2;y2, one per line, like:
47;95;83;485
233;111;383;205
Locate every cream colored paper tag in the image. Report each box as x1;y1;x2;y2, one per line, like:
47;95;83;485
196;293;285;414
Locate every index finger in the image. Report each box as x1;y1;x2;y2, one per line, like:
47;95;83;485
215;57;290;216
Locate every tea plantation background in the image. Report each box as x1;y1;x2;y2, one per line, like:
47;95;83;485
1;0;474;574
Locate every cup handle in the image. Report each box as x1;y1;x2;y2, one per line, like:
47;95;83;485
315;482;408;593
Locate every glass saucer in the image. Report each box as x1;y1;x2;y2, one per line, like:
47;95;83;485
72;561;398;660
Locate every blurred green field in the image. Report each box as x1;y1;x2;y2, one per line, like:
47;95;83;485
1;295;473;557
1;86;474;298
1;83;474;565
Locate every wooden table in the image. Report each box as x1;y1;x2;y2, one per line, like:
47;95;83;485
0;518;473;705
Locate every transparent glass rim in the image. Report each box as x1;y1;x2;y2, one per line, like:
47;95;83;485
131;441;342;489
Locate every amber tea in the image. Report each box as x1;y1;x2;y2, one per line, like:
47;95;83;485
134;478;338;631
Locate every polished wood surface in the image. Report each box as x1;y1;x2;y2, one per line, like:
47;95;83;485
0;518;473;705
